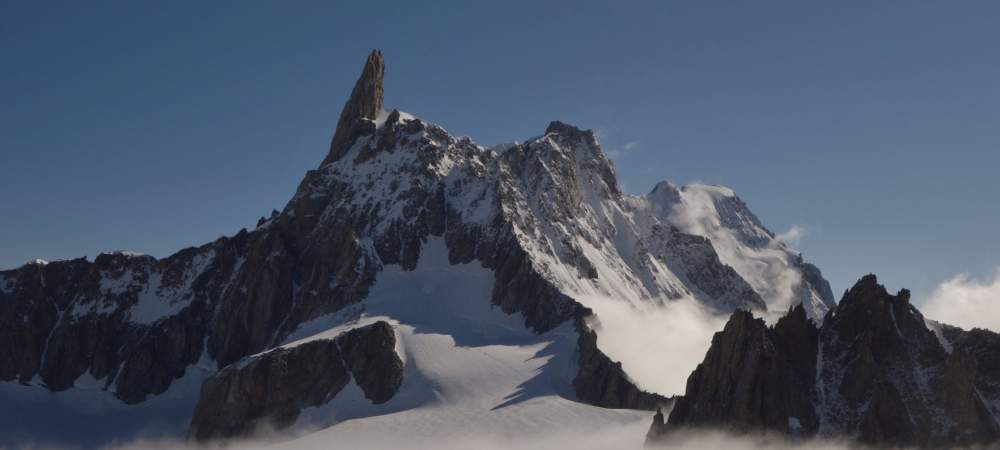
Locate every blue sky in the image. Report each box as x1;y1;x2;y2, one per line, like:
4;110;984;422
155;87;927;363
2;1;999;303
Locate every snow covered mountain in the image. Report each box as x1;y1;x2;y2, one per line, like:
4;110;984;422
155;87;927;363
0;50;834;448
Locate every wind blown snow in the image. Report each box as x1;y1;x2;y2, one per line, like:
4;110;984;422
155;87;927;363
668;185;812;317
775;224;807;246
921;267;1000;332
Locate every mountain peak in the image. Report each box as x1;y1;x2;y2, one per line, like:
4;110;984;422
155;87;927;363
0;47;847;448
322;49;385;166
544;120;598;146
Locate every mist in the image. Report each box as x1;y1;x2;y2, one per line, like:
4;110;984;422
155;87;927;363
668;185;809;316
775;225;807;247
922;267;1000;333
579;294;728;396
78;426;873;450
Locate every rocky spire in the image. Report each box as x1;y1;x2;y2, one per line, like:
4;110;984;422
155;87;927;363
321;49;385;166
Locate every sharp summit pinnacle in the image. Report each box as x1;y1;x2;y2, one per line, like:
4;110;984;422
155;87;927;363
322;49;385;166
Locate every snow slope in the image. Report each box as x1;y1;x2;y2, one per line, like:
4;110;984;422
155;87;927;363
259;237;649;447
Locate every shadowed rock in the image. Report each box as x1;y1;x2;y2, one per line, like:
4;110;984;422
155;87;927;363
658;305;817;438
188;321;403;442
649;274;1000;448
322;49;385;165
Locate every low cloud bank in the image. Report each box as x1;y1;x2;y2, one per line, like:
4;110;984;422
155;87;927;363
922;267;1000;333
649;430;859;450
88;428;869;450
581;295;728;396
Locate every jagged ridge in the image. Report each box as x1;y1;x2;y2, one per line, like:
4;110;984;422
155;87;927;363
0;50;834;442
188;321;403;441
651;274;1000;448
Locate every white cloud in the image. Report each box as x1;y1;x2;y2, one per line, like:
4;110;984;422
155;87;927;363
581;295;728;395
667;187;810;317
605;140;640;160
921;268;1000;332
774;225;807;247
88;423;864;450
96;427;864;450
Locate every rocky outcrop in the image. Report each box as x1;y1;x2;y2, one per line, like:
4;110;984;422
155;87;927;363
322;49;384;165
649;224;766;312
0;207;377;406
795;254;836;309
944;325;1000;430
188;321;403;441
0;241;240;403
652;305;817;440
650;275;1000;448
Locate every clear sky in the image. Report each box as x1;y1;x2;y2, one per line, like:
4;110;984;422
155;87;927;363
2;1;999;303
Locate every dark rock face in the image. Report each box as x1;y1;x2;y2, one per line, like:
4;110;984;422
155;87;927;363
0;258;90;385
657;306;817;439
338;321;405;403
543;120;621;199
322;49;384;165
0;208;376;406
816;276;964;446
650;274;1000;448
944;326;1000;431
0;243;236;403
188;321;402;441
795;254;836;309
648;224;766;312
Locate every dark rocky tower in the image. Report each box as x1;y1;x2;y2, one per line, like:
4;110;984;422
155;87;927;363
322;49;385;165
651;274;1000;448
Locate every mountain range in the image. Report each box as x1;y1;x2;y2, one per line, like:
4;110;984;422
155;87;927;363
2;50;993;449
